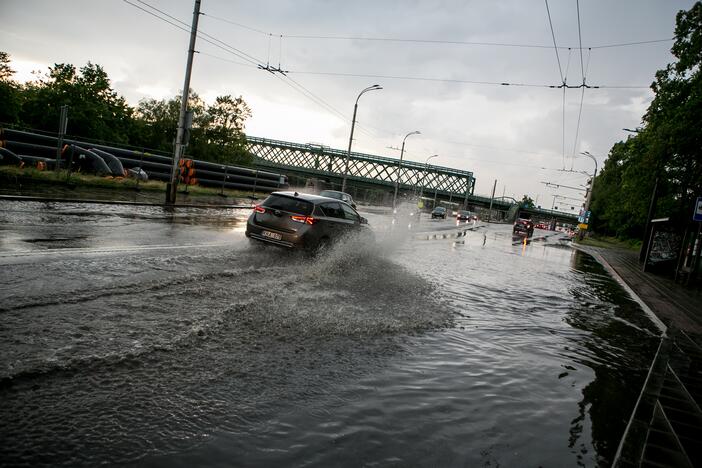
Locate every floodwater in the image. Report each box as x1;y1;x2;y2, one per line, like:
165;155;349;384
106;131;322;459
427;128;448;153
0;201;661;467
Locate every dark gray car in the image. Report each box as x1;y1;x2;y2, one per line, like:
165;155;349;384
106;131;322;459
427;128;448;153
319;190;356;209
245;191;371;251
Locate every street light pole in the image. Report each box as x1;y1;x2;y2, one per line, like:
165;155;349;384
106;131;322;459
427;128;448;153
392;130;420;211
341;84;382;193
418;154;438;200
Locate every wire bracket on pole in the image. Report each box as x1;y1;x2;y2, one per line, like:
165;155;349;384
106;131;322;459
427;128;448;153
257;64;288;75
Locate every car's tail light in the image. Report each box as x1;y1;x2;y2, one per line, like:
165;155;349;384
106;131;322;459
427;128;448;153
253;205;266;213
291;215;317;225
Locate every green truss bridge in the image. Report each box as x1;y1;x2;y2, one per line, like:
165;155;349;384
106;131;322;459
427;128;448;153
245;136;577;223
246;136;477;202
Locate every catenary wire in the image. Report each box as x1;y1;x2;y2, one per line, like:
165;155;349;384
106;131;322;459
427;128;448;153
570;48;593;169
127;1;652;91
576;0;585;84
126;0;377;140
132;0;264;66
545;0;565;84
202;12;673;50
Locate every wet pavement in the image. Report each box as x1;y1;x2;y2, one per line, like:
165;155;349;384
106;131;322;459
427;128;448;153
0;201;663;467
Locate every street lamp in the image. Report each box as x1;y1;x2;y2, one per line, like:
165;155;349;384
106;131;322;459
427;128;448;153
579;151;598;238
418;154;438;200
341;84;382;193
392;130;421;210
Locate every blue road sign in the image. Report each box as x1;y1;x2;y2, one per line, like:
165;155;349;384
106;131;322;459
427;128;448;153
694;196;702;222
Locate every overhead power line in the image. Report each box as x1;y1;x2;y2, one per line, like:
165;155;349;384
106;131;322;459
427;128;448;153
576;0;585;84
285;70;647;89
132;0;263;66
202;12;673;50
124;0;368;136
545;0;565;84
129;1;651;93
570;49;592;169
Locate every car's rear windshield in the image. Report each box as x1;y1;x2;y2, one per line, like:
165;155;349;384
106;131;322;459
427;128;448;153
320;191;343;200
262;194;313;215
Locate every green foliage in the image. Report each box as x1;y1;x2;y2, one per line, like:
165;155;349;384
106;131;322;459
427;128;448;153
591;2;702;240
19;62;134;144
0;51;15;80
0;51;21;124
0;52;252;166
132;91;252;165
519;195;535;209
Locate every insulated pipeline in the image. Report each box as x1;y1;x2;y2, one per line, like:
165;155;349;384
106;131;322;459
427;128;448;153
0;147;22;165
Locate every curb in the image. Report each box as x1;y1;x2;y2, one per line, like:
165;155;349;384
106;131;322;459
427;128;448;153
0;194;253;209
573;244;668;335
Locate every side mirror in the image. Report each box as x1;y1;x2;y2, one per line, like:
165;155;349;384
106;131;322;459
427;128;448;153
360;217;368;225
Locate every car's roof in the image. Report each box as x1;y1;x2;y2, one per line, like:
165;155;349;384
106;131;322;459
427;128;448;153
271;191;347;205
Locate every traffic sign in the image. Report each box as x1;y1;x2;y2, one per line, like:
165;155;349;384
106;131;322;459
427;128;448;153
694;196;702;222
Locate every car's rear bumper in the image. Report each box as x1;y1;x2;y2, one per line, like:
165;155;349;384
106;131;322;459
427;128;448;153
512;228;533;237
246;219;307;249
246;231;296;248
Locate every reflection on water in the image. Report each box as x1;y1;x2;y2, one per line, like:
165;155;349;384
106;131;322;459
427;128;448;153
0;202;660;467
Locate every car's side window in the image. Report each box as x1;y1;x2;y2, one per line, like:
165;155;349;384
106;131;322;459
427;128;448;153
340;203;360;222
320;202;344;219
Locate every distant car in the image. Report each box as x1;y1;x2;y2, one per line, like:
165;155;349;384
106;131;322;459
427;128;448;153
431;206;447;219
513;218;534;237
245;191;371;252
456;210;477;221
319;190;356;209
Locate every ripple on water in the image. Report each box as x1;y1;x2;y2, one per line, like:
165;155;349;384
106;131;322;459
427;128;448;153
0;221;660;467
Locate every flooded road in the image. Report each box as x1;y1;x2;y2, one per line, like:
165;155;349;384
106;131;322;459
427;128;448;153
0;201;661;467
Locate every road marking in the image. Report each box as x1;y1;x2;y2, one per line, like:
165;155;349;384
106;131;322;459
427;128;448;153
0;242;234;259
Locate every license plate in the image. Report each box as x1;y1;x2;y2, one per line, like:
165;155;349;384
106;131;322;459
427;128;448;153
261;230;282;240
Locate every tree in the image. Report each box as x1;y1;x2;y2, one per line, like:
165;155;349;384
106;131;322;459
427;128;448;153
0;51;15;80
19;62;133;143
644;2;702;222
0;51;21;124
193;94;252;165
1;53;254;166
591;2;702;238
519;195;535;209
134;91;252;165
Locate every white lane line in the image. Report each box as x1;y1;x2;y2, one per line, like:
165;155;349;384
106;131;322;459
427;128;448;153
0;242;234;259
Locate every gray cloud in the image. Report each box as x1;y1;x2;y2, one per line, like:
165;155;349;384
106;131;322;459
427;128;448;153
0;0;694;203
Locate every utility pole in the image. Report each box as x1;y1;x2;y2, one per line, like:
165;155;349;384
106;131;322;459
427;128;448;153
55;105;68;170
487;179;497;223
166;0;201;205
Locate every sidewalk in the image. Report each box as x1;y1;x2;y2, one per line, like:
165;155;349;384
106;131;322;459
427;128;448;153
577;245;702;340
576;245;702;467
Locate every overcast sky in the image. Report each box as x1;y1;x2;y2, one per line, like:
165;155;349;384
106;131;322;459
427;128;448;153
1;0;694;209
